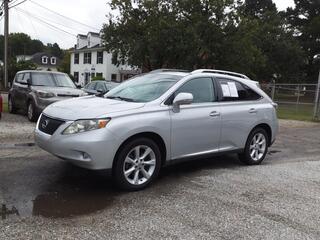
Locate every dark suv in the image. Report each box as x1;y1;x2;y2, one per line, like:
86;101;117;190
8;71;86;121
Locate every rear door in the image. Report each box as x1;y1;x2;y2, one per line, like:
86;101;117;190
170;77;221;160
216;78;262;151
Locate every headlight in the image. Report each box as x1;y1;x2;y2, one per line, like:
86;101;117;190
36;90;55;98
62;118;111;135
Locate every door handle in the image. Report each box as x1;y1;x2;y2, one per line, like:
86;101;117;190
249;108;257;113
210;111;220;117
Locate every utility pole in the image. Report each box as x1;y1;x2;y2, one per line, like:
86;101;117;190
3;0;9;89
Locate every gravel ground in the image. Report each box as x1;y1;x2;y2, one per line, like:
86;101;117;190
0;113;35;143
0;113;320;239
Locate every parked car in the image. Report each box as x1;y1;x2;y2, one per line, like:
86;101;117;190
83;80;119;96
8;70;86;122
35;69;278;191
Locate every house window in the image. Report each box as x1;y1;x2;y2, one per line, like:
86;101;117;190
74;53;79;64
96;72;103;78
51;57;56;65
84;52;91;64
111;74;117;81
42;56;48;64
74;72;79;83
97;51;103;64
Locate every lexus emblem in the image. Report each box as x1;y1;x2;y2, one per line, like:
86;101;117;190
41;119;49;129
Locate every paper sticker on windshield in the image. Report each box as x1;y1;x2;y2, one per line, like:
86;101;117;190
228;82;238;97
221;83;231;97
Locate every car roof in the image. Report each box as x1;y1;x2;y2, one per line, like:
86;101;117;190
16;70;66;75
149;69;258;85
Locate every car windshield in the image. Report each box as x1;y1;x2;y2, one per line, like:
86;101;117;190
53;74;76;88
105;74;182;102
31;72;56;87
31;72;76;88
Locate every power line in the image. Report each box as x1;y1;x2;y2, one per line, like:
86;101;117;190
29;0;100;31
9;0;28;9
16;7;86;35
15;7;76;37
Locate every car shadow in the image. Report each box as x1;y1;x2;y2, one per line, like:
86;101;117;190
31;154;247;218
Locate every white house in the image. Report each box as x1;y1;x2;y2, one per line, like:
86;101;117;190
70;32;139;86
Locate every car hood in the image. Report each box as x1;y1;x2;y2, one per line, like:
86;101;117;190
31;86;85;97
43;96;145;120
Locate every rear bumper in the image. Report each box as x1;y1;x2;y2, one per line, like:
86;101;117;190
34;118;119;170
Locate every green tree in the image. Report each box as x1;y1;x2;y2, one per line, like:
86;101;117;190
47;43;63;59
286;0;320;82
58;50;71;74
237;0;305;82
102;0;305;82
8;59;37;83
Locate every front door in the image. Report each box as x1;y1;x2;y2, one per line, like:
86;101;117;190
170;77;221;160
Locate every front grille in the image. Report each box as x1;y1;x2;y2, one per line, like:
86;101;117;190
57;94;79;97
38;114;65;135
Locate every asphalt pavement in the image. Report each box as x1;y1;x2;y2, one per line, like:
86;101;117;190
0;113;320;239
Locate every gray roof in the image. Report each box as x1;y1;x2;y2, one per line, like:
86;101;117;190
30;52;61;66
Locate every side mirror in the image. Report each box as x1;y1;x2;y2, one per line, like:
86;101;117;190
26;78;31;85
172;92;193;112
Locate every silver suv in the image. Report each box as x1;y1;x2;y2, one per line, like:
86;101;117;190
8;71;85;122
35;69;278;191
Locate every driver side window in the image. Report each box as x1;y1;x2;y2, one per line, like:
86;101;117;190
175;77;215;103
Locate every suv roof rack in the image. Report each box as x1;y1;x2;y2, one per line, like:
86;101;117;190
149;69;190;73
191;69;250;79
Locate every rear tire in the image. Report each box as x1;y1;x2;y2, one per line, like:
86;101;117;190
238;127;269;165
113;137;161;191
27;100;38;122
8;96;17;114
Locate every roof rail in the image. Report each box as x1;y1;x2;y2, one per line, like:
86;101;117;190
191;69;250;79
149;69;190;73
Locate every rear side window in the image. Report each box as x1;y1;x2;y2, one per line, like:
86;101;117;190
218;79;261;101
175;77;215;103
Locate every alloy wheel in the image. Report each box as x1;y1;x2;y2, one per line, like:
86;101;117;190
123;145;156;185
28;103;33;120
249;133;266;161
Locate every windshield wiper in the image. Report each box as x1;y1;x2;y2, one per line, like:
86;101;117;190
106;96;135;102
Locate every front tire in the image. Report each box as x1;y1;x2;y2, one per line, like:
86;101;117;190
8;96;17;114
238;128;269;165
27;101;38;122
113;138;161;191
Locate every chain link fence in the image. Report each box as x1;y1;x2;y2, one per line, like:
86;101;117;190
261;83;320;121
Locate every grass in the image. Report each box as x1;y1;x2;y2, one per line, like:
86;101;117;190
277;104;319;122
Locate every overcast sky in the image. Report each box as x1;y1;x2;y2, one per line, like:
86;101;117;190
2;0;295;49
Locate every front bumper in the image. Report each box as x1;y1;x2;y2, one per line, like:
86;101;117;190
34;117;119;170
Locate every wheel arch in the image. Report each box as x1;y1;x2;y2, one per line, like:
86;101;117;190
113;131;167;169
251;123;272;146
